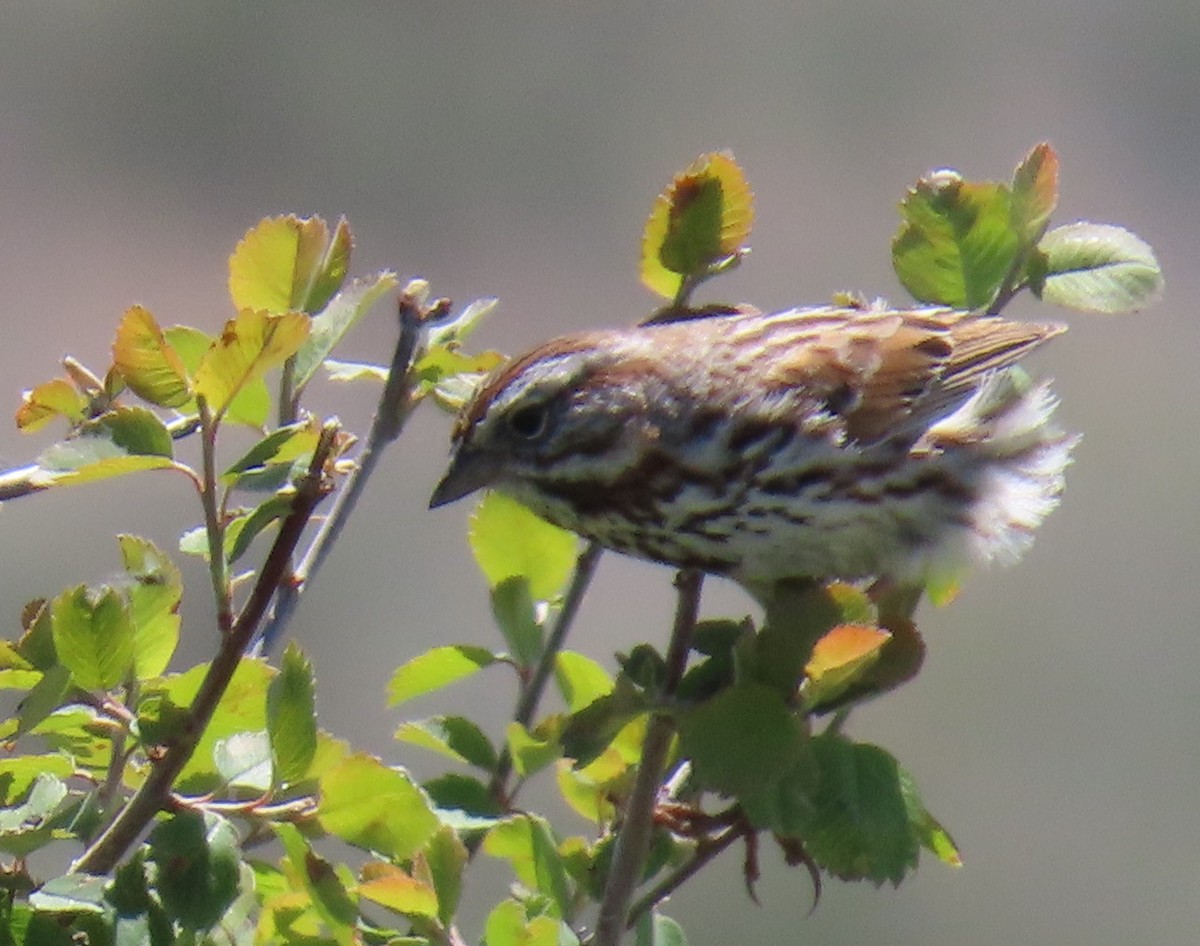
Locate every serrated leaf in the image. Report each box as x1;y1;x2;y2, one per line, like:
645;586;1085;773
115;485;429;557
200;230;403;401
900;768;961;867
293;272;400;392
1010;143;1059;246
506;720;563;778
417;825;468;925
148;810;241;930
892;172;1020;309
641;152;754;299
395;716;498;771
322;359;390;383
29;873;109;914
483;815;574;918
15;378;88;432
318;753;439;858
677;684;803;798
228;214;352;315
1037;222;1163;313
0;756;74;805
118;534;182;679
386;644;497;707
358;862;438;918
193;308;310;418
224;493;294;564
32;406;177;489
50;585;135;691
268;642;318;785
422;772;504;826
15;665;71;737
274;822;358;946
213;730;273;791
111;305;192;407
468;492;579;600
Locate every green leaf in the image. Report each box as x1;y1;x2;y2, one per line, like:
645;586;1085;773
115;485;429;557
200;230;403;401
193;308;310;419
677;683;803;798
322;358;389;383
29;873;110;914
213;730;274;792
15;665;72;738
0;774;67;834
386;644;497;707
228;214;353;315
166;324;270;426
224;493;295;564
318;753;439;859
1036;222;1163;313
273;822;358;946
744;734;919;885
268;642;318;786
641;152;754;299
900;767;962;867
420;826;468;926
293;272;400;392
33;406;177;488
635;911;690;946
559;678;650;768
15;378;88;432
395;716;498;771
118;534;182;679
221;418;322;487
50;585;135;690
468;492;579;600
1010;142;1059;247
485;899;571;946
483;815;574;918
802;624;891;710
491;578;544;668
422;773;504;826
111;304;192;407
506;721;563;778
555;650;613;713
892;171;1020;309
148;810;241;930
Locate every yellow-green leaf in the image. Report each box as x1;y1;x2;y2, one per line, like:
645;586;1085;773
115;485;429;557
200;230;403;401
468;492;579;600
15;378;88;432
357;862;438;918
228;215;352;315
804;623;891;708
50;585;136;691
118;534;182;679
111;305;191;407
641;151;754;299
165;324;270;426
318;753;439;859
193;309;310;418
1010;142;1059;246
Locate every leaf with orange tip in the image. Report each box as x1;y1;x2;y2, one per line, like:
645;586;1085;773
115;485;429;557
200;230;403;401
803;624;891;709
193;309;310;420
1010;142;1059;247
111;305;192;408
641;151;754;299
16;379;88;432
228;215;352;315
357;862;438;919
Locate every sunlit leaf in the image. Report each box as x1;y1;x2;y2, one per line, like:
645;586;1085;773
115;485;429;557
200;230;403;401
118;534;182;679
274;822;358;946
111;305;192;407
50;585;135;691
469;492;579;600
483;815;573;918
268;642;318;785
555;650;613;713
322;359;389;383
1036;222;1163;313
418;825;468;926
641;151;754;299
491;578;543;668
357;862;438;918
892;171;1019;308
900;767;962;867
293;272;400;391
506;720;563;778
221;418;321;486
228;214;353;315
386;644;498;707
318;753;439;858
166;324;270;426
395;716;498;771
213;730;274;792
0;756;74;805
193;308;310;419
803;624;891;709
15;378;87;432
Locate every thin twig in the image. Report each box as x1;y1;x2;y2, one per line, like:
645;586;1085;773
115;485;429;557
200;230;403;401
72;425;338;876
256;292;435;654
592;569;703;946
486;541;603;804
625;824;744;928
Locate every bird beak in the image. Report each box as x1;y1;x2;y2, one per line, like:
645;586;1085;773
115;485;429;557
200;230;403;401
429;448;497;509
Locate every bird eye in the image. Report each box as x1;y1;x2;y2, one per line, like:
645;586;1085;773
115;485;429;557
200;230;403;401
507;403;549;440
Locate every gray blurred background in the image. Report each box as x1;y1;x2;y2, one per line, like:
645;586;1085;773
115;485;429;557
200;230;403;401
1;2;1197;943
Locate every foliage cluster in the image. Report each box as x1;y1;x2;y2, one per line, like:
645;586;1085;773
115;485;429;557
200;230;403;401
0;145;1160;945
